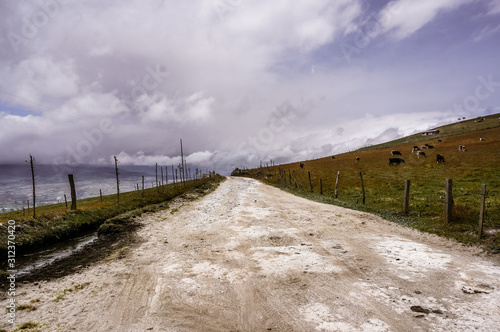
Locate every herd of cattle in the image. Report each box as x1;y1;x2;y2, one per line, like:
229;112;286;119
385;138;485;166
297;137;486;169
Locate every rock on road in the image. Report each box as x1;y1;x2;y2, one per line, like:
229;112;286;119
4;177;500;331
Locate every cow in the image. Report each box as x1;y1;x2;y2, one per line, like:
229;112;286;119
331;155;335;159
428;145;435;149
389;158;405;166
355;157;360;162
417;151;426;158
459;145;466;152
300;163;304;168
391;150;402;156
412;146;420;153
480;138;485;141
437;139;442;142
421;145;427;149
436;154;445;164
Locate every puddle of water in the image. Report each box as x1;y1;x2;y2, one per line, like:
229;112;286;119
14;231;98;276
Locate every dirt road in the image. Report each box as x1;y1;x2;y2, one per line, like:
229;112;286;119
3;177;500;331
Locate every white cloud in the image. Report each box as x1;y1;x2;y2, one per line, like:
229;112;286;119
487;0;500;15
377;0;473;40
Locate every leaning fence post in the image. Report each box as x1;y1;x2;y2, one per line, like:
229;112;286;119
445;178;453;223
100;189;103;203
478;184;486;238
68;174;77;210
335;171;340;199
308;171;313;192
403;180;410;214
359;172;365;204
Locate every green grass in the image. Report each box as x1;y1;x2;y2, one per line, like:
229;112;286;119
53;282;91;302
0;176;225;254
236;117;500;252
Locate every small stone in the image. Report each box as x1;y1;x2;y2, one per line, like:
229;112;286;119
411;306;430;314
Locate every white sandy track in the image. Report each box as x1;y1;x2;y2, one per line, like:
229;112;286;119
3;177;500;331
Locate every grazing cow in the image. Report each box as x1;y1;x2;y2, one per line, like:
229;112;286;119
331;155;335;159
355;157;360;162
421;145;427;149
459;145;466;152
389;158;405;166
428;145;435;149
480;138;485;141
412;147;420;153
300;163;304;168
436;154;445;164
391;150;402;156
417;151;426;158
437;139;442;142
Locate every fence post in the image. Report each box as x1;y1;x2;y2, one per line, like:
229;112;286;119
335;171;340;199
478;184;486;239
308;171;313;192
403;180;410;214
68;174;77;210
64;194;68;209
100;189;102;203
293;170;297;188
359;172;365;204
445;178;453;223
320;179;323;195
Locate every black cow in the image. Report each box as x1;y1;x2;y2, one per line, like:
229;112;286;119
355;156;360;162
300;163;304;168
412;146;420;153
428;145;435;149
417;151;426;158
436;154;445;164
391;150;402;156
389;158;405;166
331;155;335;159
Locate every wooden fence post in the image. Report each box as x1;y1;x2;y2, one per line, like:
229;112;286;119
64;194;68;209
68;174;77;210
320;179;323;195
403;180;410;214
335;171;340;199
359;172;365;204
445;178;453;223
114;156;120;205
293;170;297;188
478;184;486;239
308;171;313;192
100;189;102;203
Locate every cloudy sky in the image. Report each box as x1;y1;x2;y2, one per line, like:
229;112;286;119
1;0;499;173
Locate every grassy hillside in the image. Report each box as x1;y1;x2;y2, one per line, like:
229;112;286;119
235;115;500;252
